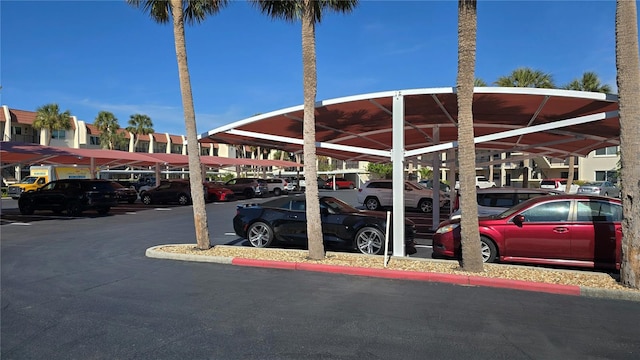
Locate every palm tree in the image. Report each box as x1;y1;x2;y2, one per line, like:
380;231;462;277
94;111;125;150
456;0;483;272
127;0;229;251
125;113;154;151
563;71;612;93
33;103;72;146
615;0;640;289
251;0;358;260
494;67;555;88
474;78;487;87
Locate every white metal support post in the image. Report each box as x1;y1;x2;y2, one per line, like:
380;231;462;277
392;92;406;256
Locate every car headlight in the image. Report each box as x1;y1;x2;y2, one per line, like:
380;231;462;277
435;223;459;234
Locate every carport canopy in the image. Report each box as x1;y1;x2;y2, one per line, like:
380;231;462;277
201;87;620;257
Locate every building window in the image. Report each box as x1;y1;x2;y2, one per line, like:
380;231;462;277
595;170;617;182
52;130;66;139
595;146;618;156
560;172;578;180
90;136;100;145
12;127;22;135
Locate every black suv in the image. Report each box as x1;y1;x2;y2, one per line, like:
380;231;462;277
18;179;118;216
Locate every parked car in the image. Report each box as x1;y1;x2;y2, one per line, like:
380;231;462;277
203;181;235;202
540;178;579;193
140;180;194;206
449;187;562;219
18;179;118;216
132;176;157;192
418;179;451;193
433;194;623;270
577;181;621;198
325;177;355;190
138;180;169;198
357;180;448;213
454;176;496;190
289;176;327;191
110;181;138;204
224;178;269;198
233;195;417;255
264;178;289;196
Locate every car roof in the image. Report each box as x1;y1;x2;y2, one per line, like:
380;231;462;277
523;193;621;203
475;187;559;194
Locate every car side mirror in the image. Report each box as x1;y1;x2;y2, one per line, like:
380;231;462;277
513;214;525;226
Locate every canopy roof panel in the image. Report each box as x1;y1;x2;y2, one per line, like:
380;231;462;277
202;87;619;163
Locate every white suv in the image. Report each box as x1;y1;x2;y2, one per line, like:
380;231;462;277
357;180;448;213
454;176;496;190
264;178;289;196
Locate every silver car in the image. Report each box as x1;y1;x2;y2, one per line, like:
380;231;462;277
577;181;621;198
450;187;561;220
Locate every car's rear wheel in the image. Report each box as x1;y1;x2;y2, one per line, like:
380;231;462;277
247;222;274;248
66;201;82;216
355;227;384;255
480;236;498;263
418;199;433;213
141;194;153;205
18;198;34;215
243;188;255;199
364;197;381;211
178;194;190;205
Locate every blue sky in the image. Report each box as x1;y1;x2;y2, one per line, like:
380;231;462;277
1;0;623;136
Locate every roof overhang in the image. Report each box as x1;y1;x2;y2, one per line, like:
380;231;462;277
201;87;619;162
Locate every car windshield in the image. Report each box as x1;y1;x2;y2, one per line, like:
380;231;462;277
583;182;603;186
20;177;39;184
496;198;539;219
321;197;358;213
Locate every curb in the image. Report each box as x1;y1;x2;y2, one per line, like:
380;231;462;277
145;246;640;302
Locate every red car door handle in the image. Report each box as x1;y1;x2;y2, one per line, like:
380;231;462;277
553;227;568;233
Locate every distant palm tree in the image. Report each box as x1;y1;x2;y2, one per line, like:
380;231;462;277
94;111;125;150
251;0;358;260
33;103;72;146
456;0;483;272
127;0;229;251
494;67;555;88
474;78;487;87
563;71;612;93
615;0;640;289
125;113;154;151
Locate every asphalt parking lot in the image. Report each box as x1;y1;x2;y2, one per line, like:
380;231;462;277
1;189;449;258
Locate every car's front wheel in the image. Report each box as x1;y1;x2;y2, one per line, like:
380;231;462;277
418;199;433;213
355;227;384;255
243;188;255;199
141;194;153;205
364;197;381;211
480;236;498;263
247;222;274;248
273;188;282;196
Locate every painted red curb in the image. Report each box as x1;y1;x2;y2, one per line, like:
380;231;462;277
231;257;582;296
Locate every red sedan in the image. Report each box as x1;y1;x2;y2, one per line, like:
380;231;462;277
203;182;235;202
432;194;623;270
325;178;355;189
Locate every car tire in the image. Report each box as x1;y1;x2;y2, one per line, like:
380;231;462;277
480;236;498;263
247;222;274;248
243;188;254;199
355;227;385;255
364;197;381;211
349;184;354;189
18;198;34;215
178;194;190;206
418;199;433;213
141;194;153;205
66;201;82;216
273;188;282;196
97;207;110;215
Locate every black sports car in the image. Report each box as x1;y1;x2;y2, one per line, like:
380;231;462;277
233;195;417;255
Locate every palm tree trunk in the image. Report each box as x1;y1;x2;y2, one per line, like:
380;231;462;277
616;0;640;289
302;0;324;260
457;0;483;272
170;0;211;250
566;156;575;193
